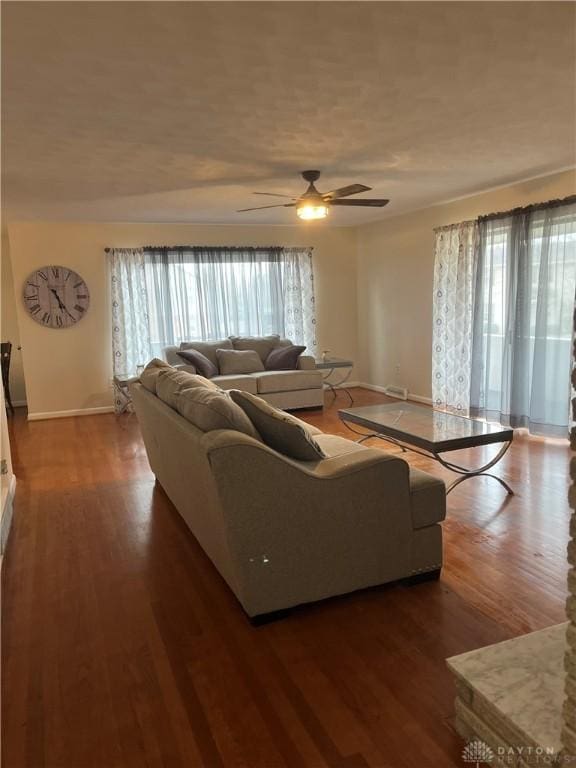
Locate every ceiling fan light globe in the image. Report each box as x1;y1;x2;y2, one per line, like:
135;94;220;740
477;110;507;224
296;203;329;221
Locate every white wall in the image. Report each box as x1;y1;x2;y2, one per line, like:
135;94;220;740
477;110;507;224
1;229;27;405
356;169;576;399
7;222;358;418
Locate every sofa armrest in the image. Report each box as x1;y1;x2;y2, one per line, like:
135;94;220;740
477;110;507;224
203;430;398;479
203;432;413;615
297;354;316;371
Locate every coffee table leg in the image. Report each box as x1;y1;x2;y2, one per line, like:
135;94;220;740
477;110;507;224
434;441;514;496
341;422;408;451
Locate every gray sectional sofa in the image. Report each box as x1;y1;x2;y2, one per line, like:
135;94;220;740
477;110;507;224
132;364;446;619
164;336;324;410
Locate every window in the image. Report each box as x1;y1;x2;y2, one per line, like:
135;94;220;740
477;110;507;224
110;246;317;380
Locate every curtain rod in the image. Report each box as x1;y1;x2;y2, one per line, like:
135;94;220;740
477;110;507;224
104;245;314;253
433;219;476;233
433;193;576;232
478;194;576;222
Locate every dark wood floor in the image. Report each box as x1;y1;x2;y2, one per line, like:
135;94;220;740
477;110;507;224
2;389;570;768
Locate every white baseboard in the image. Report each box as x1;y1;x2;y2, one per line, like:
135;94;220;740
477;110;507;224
408;393;434;406
28;406;115;421
1;474;16;556
356;382;433;405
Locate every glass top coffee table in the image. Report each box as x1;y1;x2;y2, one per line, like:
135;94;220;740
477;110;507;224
339;402;514;495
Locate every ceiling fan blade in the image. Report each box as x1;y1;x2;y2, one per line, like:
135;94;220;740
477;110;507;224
330;198;390;207
323;184;372;199
237;203;296;212
253;192;297;199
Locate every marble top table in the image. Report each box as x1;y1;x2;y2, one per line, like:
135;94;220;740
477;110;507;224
447;623;567;760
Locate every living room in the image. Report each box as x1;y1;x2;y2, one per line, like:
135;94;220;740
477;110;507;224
1;2;575;767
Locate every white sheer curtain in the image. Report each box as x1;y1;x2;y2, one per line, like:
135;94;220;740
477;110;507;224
110;248;151;378
470;201;576;436
431;221;478;413
109;245;317;374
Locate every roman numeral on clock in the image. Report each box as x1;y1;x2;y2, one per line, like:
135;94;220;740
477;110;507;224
74;304;85;313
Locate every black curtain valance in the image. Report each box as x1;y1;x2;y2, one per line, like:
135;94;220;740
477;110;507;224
478;194;576;223
104;245;313;254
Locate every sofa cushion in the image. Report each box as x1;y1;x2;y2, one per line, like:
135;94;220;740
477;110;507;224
140;358;172;394
156;368;219;409
230;390;325;461
216;348;265;375
230;335;280;362
408;468;446;529
176;348;218;379
176;387;260;439
212;374;258;394
180;338;233;367
265;345;306;371
255;370;323;394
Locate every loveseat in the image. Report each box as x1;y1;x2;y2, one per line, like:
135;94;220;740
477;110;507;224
132;363;446;619
163;335;324;410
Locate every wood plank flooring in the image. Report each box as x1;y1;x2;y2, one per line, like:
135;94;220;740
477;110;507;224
2;389;570;767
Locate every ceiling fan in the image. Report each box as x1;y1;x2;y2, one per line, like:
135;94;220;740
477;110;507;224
237;170;389;220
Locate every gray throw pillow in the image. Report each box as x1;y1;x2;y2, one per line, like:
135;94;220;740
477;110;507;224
229;335;280;362
179;338;233;367
229;390;326;461
156;368;219;408
177;348;218;378
265;345;306;371
140;358;172;394
176;387;261;439
216;348;265;375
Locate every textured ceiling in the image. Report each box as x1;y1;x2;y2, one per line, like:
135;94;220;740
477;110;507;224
2;1;575;225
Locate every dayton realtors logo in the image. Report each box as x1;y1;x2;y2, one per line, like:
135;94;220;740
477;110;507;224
461;739;561;767
462;740;494;767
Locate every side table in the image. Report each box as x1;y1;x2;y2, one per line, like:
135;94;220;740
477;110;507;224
315;357;354;405
113;374;139;414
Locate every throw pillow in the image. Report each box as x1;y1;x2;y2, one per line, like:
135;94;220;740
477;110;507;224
140;358;172;394
229;335;280;362
179;338;233;367
176;349;218;379
216;348;265;375
176;387;261;439
156;368;219;409
229;390;326;461
265;345;306;371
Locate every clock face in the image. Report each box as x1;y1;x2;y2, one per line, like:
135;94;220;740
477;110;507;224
23;266;90;328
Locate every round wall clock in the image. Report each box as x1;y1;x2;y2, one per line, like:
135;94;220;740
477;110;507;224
23;266;90;328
